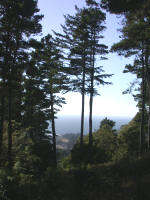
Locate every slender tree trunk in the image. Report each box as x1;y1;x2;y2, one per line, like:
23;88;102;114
0;77;6;156
80;91;85;146
145;47;150;151
0;48;8;157
8;78;13;168
7;43;17;168
147;78;150;150
89;73;94;147
148;98;150;150
139;48;146;156
139;82;146;155
50;92;57;167
80;57;86;148
89;30;95;148
0;92;5;156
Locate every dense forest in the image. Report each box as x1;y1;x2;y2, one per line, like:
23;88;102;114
0;0;150;199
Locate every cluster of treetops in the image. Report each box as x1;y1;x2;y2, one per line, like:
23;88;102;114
0;0;150;171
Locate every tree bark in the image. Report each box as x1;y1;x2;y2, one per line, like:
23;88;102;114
139;48;146;156
89;72;94;147
89;29;95;148
145;46;150;151
0;44;8;157
0;93;5;156
148;98;150;150
50;92;57;167
8;78;13;168
147;79;150;150
80;56;86;148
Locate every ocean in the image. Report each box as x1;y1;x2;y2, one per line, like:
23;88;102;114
54;115;132;135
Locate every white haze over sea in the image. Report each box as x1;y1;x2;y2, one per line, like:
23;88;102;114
55;115;132;135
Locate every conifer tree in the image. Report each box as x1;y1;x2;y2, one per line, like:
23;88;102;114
55;3;112;153
54;7;90;149
23;52;50;140
83;0;111;148
110;4;150;154
0;0;43;167
36;34;69;167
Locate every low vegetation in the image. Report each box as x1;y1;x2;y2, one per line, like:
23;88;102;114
0;0;150;199
0;115;150;200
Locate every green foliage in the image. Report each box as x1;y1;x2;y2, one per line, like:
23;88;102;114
114;112;148;160
67;118;117;167
66;114;149;167
93;125;117;161
99;117;116;130
0;170;9;200
0;116;150;200
101;0;145;13
1;153;150;200
12;129;41;174
32;140;54;170
1;0;150;199
71;143;108;167
109;0;150;154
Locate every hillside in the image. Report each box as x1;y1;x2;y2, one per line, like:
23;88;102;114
56;133;80;150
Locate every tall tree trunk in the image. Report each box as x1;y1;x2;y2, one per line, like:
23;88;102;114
147;79;150;150
89;73;94;147
0;92;5;156
7;41;17;168
89;30;95;148
7;30;20;167
145;46;150;151
139;48;146;156
0;76;6;156
80;57;86;148
50;92;57;167
8;78;13;168
148;97;150;150
0;47;8;157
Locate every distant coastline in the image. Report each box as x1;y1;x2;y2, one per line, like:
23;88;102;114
54;115;132;135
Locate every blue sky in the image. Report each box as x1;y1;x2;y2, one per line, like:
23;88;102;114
37;0;138;117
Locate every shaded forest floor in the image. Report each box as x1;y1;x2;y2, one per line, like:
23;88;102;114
59;154;150;200
2;152;150;200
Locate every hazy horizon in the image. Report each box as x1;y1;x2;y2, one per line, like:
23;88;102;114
54;115;132;135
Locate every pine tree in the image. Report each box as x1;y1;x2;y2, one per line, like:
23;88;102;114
83;1;111;148
101;0;145;13
54;7;91;149
111;6;150;154
36;34;69;167
55;3;112;153
0;0;43;167
23;51;50;140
